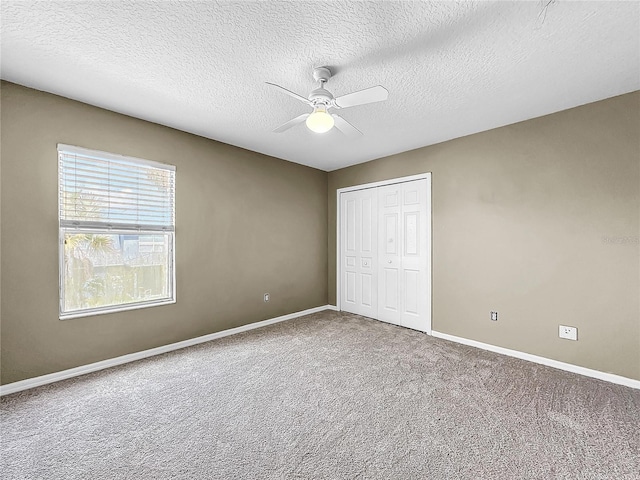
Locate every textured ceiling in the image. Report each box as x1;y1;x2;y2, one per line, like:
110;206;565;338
1;1;639;171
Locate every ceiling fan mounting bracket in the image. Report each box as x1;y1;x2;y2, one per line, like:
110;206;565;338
312;66;332;84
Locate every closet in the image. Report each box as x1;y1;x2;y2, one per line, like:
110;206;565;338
338;176;431;333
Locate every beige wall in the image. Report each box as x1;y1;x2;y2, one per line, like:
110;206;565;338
329;92;640;380
2;82;638;385
1;81;328;384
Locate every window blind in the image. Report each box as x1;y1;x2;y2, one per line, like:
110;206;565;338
58;144;175;231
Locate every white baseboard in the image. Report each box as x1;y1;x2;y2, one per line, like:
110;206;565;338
0;305;334;397
9;308;633;395
431;330;640;390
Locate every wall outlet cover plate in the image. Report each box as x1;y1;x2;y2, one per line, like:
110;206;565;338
559;325;578;341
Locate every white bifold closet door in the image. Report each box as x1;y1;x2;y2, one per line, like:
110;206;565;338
340;179;429;333
340;187;378;319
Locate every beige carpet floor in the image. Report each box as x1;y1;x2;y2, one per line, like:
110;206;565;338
1;310;639;479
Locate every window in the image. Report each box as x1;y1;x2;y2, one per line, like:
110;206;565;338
58;144;175;319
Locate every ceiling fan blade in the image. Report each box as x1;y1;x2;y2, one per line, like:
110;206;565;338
273;113;309;133
334;85;388;109
265;82;312;105
332;114;362;138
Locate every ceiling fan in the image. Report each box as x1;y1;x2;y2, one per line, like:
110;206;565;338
266;67;388;137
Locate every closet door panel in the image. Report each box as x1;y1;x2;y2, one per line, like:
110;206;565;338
340;188;378;318
399;180;429;332
378;185;402;325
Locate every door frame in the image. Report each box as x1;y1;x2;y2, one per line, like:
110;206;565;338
336;173;432;334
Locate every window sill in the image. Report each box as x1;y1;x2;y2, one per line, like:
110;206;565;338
59;298;176;320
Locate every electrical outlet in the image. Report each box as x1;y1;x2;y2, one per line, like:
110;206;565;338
264;293;270;303
490;311;498;321
559;325;577;341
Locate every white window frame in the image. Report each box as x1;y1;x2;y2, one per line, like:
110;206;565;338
58;144;176;320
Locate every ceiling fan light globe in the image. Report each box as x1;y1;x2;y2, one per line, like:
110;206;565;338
306;110;334;133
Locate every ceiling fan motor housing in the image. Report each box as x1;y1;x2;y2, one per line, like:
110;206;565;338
308;87;334;106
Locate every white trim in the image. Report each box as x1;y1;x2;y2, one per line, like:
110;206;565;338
0;305;334;396
336;187;341;310
335;173;432;334
337;173;431;194
432;330;640;390
59;298;177;321
423;176;432;335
